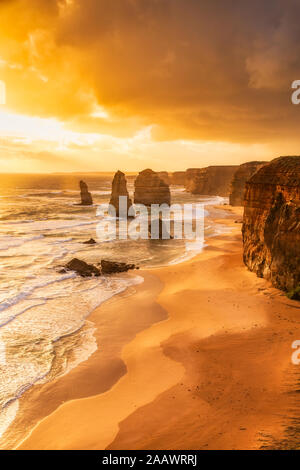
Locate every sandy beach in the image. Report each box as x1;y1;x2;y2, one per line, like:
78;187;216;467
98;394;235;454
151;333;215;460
7;206;299;450
1;1;300;454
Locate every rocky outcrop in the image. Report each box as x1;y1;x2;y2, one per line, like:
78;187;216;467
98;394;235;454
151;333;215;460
79;180;93;205
134;169;171;206
100;260;136;274
229;161;268;206
65;258;136;276
242;156;300;291
170;171;186;185
66;258;101;277
109;170;134;217
185;166;238;196
83;238;97;245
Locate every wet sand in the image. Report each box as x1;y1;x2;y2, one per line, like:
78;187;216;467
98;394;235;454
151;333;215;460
1;272;166;449
10;206;300;449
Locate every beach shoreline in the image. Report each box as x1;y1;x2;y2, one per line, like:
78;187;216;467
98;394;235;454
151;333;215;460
2;205;299;450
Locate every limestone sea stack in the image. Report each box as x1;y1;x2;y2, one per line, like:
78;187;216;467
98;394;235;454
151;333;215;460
109;170;134;217
185;166;238;196
170;171;186;185
229;161;268;206
242;156;300;291
134;169;171;206
79;180;93;205
157;171;170;185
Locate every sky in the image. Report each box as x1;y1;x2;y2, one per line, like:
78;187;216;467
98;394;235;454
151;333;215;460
0;0;300;173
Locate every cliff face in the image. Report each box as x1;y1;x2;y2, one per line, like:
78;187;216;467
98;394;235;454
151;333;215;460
170;171;186;185
109;170;133;217
79;180;93;205
229;161;267;206
134;169;171;206
242;156;300;291
185;166;238;196
185;169;201;192
152;171;187;186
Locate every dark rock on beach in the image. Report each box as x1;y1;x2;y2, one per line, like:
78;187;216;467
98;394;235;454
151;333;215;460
83;238;97;245
66;258;101;277
64;258;137;277
58;268;68;274
100;259;136;274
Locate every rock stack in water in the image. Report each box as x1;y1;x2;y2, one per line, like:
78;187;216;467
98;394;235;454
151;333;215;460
134;169;172;239
185;166;238;196
79;180;93;206
134;169;171;206
242;156;300;292
157;171;170;185
109;170;134;217
229;161;268;206
170;171;186;185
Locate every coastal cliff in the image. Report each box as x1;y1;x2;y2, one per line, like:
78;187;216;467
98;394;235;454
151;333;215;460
170;171;186;185
156;171;187;186
134;169;171;206
229;161;268;206
109;171;133;217
242;156;300;291
185;168;201;193
185;166;238;196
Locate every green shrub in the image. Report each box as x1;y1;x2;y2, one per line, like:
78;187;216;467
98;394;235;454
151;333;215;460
287;285;300;301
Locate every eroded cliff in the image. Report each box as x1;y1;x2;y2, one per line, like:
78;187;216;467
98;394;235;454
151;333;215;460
185;166;238;196
229;161;268;206
242;156;300;291
170;171;186;185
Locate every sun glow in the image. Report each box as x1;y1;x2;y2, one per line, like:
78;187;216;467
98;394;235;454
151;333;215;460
0;110;100;148
0;108;273;173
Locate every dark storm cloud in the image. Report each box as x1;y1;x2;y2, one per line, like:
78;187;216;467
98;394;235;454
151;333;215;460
52;0;300;142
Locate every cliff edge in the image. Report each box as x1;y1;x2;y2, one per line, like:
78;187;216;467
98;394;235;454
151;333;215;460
242;156;300;291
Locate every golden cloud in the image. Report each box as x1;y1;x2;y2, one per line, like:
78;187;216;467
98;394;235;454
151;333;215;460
0;0;300;154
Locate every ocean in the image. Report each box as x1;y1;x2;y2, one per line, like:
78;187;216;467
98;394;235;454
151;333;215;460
0;173;228;438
